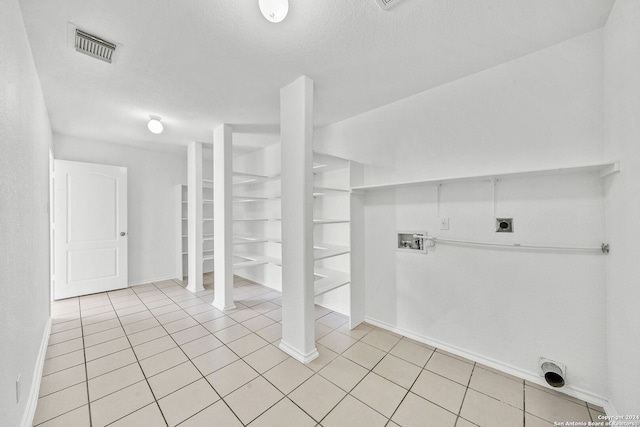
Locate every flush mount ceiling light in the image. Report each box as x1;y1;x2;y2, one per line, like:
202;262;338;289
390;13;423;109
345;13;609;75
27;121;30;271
259;0;289;23
147;115;163;134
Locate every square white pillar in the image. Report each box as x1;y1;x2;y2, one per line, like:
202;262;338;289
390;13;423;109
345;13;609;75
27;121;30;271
187;141;204;293
279;76;318;363
213;124;236;311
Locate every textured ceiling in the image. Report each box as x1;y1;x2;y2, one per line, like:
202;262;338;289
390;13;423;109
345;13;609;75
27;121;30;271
19;0;614;153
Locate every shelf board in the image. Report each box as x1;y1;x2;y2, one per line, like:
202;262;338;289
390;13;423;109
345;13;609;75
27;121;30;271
233;258;268;269
313;151;351;175
314;243;350;260
182;199;214;204
314;267;350;297
313;219;350;225
233;218;271;222
352;161;621;192
233;251;282;269
313;186;349;197
233;171;280;186
234;235;281;245
182;252;215;262
233;196;271;202
181;234;214;240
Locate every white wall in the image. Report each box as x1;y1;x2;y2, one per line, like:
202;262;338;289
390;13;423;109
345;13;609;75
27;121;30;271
603;0;640;417
53;135;186;286
316;30;608;399
0;0;52;425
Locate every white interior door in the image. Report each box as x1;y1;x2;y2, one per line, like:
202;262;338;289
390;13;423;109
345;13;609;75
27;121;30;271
53;160;127;299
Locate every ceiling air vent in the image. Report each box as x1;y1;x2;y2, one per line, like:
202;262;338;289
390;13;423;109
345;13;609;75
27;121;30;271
74;29;117;63
374;0;404;10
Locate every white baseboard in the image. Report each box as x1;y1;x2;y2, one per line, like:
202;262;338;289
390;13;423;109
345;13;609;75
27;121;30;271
212;300;236;312
364;316;610;409
128;275;176;287
603;400;618;418
601;401;639;425
21;317;52;427
279;340;320;364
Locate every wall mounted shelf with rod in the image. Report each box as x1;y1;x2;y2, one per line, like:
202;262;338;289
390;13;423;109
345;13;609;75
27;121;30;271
351;161;620;192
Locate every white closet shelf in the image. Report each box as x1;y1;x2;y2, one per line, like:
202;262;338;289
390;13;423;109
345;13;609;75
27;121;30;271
313;219;350;225
182;234;214;241
233;251;282;269
184;249;213;254
234;235;282;245
182;252;215;262
233;171;280;185
233;195;278;202
233;218;271;222
313;151;351;175
182;199;213;204
314;267;350;297
180;182;214;189
313;186;349;196
351;161;620;192
314;243;350;260
231;238;347;260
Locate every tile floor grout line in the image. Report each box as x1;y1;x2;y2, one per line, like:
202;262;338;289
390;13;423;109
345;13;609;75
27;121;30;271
105;286;171;427
137;282;252;426
381;339;439;426
315;328;398;425
180;281;352;425
169;280;259;426
33;300;89;427
523;379;527;426
78;296;94;427
455;362;478;427
44;278;596;427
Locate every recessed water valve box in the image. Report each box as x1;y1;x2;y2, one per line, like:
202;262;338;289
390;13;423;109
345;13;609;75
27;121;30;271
495;218;513;233
397;231;428;254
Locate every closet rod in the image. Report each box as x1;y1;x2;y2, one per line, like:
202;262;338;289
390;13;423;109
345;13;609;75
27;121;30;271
426;237;610;254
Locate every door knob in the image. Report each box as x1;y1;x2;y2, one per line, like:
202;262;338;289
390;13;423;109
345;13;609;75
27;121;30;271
120;232;127;236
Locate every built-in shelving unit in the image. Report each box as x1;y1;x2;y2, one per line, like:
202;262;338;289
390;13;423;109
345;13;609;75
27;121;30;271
175;182;215;280
312;152;357;302
230;147;361;307
351;161;620;192
231;167;282;273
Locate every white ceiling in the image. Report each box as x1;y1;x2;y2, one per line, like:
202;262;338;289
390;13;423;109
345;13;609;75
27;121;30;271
19;0;614;155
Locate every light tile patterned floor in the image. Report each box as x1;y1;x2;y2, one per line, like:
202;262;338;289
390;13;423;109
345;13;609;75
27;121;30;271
34;276;606;426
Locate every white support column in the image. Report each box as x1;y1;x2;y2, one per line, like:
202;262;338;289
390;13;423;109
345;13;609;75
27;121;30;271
279;76;318;363
187;141;204;293
213;124;236;311
349;161;365;328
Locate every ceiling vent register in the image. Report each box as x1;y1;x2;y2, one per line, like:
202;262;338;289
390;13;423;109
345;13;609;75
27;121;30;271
74;29;117;63
374;0;404;10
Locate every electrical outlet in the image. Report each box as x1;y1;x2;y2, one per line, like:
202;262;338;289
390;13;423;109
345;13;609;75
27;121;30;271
440;217;449;230
16;374;20;403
